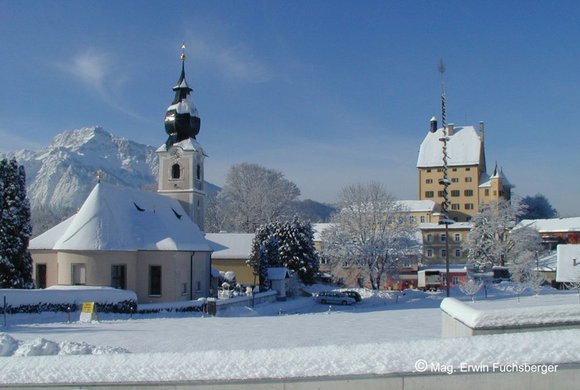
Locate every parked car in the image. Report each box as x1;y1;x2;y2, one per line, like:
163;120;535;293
342;290;362;302
314;292;356;305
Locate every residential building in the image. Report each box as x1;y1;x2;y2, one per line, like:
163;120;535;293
206;233;257;285
419;222;472;264
516;217;580;250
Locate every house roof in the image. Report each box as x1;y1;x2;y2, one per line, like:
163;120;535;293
397;200;440;213
419;222;474;231
30;182;212;252
417;125;482;168
267;267;290;280
205;233;255;259
516;217;580;233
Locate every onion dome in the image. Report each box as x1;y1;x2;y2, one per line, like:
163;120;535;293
164;44;201;146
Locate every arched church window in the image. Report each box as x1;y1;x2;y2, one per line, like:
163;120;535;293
196;164;201;180
171;163;181;179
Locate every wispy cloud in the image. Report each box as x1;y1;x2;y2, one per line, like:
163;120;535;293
57;49;152;123
0;129;45;152
187;36;272;83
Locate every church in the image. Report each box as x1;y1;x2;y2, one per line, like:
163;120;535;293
29;48;215;303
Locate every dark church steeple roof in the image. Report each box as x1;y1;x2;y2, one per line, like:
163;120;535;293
164;44;201;146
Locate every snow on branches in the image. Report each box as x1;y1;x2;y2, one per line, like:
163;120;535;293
0;158;34;288
321;182;419;290
247;218;319;290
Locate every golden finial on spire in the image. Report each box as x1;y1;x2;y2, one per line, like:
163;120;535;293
180;43;186;62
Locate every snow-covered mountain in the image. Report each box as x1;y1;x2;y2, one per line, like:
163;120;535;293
1;126;221;235
2;127;159;215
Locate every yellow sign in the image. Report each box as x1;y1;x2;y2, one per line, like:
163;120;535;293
81;302;95;313
79;301;98;323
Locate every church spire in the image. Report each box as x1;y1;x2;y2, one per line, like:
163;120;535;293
172;44;193;103
164;44;201;146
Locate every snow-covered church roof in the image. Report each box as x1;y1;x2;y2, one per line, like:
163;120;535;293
30;182;212;252
417;125;482;168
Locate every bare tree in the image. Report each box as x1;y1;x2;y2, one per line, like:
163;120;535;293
321;182;419;290
209;163;300;233
459;278;484;302
465;199;540;271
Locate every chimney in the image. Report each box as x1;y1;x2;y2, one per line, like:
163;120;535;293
430;116;437;133
447;123;454;136
479;121;485;143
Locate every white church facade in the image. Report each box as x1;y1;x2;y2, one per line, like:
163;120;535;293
29;48;215;303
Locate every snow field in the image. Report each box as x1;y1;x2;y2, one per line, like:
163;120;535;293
1;286;579;384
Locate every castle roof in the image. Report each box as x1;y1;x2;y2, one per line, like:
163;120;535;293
417;125;482;168
30;182;212;252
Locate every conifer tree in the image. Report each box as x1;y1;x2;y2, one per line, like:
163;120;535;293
277;217;319;285
248;219;320;289
0;158;34;288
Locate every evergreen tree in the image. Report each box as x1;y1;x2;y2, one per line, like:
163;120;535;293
247;223;280;290
277;217;319;285
0;158;34;288
247;218;320;289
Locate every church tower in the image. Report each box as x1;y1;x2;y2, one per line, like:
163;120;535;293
157;45;206;230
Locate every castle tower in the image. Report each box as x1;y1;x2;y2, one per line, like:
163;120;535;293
156;45;206;230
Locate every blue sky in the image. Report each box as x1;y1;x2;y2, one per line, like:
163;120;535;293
1;1;580;216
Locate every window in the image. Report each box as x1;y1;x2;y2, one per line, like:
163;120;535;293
197;281;201;292
36;264;47;289
426;234;433;242
452;168;457;172
72;264;86;285
453;276;459;285
465;177;473;183
455;249;462;257
451;178;459;183
171;163;181;179
426;179;433;184
466;168;471;171
181;283;188;295
420;216;426;223
485;189;490;196
454;233;461;242
441;249;447;257
451;190;460;197
438;190;445;197
111;265;127;289
425;191;434;198
426;169;432;173
426;249;433;257
440;234;447;242
196;164;201;180
464;190;474;196
451;204;460;210
149;266;162;296
465;203;474;210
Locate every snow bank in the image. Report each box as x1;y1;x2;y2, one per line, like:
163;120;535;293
0;286;137;309
0;329;579;384
0;333;129;357
441;297;580;328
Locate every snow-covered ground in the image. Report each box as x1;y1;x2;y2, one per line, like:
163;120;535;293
1;285;580;384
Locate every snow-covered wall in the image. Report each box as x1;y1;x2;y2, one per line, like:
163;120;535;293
0;286;137;311
441;298;580;337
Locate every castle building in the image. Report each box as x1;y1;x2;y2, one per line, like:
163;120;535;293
29;49;214;303
417;118;512;223
417;117;513;265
